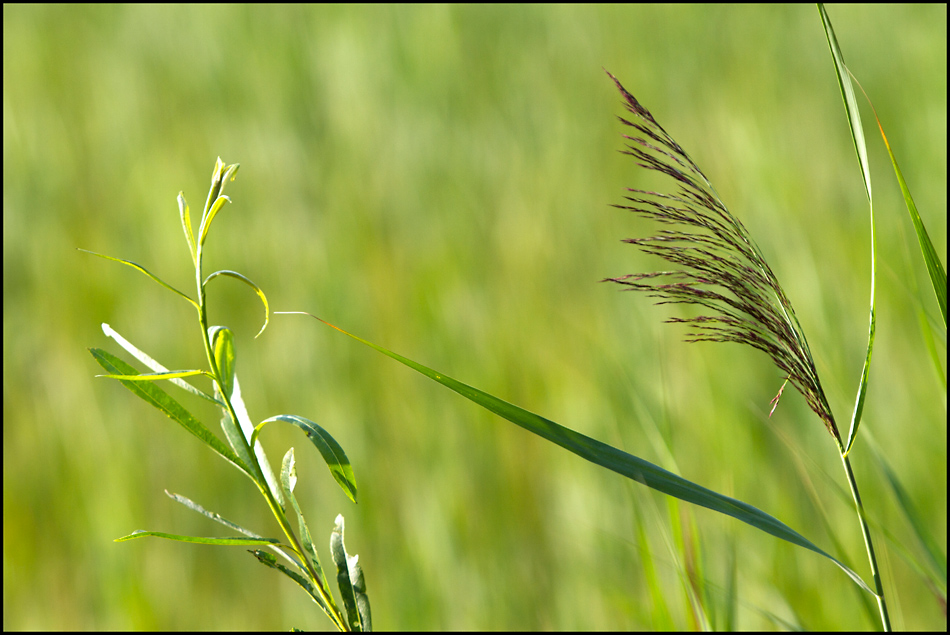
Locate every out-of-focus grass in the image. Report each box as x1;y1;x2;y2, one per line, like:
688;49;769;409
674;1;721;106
3;5;945;630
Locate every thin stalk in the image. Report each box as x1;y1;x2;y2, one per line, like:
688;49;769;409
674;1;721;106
839;449;891;630
194;233;348;631
605;71;891;630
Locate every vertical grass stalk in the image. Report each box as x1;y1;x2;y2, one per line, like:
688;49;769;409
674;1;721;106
603;70;891;630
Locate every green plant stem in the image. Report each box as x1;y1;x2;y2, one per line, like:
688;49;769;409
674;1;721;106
194;243;349;631
839;450;891;630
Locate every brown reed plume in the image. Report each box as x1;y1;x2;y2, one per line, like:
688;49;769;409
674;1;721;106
603;70;840;443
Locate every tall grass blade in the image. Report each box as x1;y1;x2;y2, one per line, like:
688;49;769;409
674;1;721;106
601;69;840;442
279;311;875;594
818;3;877;458
851;74;946;327
867;439;947;587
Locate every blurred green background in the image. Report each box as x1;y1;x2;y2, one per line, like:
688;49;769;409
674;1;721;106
4;4;945;630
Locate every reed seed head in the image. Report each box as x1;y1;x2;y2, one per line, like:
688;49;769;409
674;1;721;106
604;70;839;442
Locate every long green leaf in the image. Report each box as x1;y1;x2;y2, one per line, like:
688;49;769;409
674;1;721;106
851;76;947;328
818;3;877;457
204;269;270;338
165;490;267;539
248;548;340;625
96;369;208;382
115;530;281;546
280;448;329;593
286;312;875;595
100;323;223;407
77;249;199;311
164;490;307;572
89;348;254;479
178;192;197;267
254;414;358;503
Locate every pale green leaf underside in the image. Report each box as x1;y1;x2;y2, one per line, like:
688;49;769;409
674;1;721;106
331;514;371;632
100;323;222;406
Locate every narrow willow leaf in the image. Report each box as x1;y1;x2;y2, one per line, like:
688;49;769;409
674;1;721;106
210;326;236;399
228;369;285;510
248;549;340;628
292;312;875;594
199;158;239;233
202;157;227;223
203;270;270;338
818;3;877;457
89;348;253;479
115;529;281;546
281;448;330;594
165;490;306;572
331;515;371;632
96;369;208;381
198;194;231;248
77;249;199;311
219;406;258;486
255;414;357;503
178;192;197;267
165;490;267;539
282;447;298;494
207;327;258;482
101;323;222;406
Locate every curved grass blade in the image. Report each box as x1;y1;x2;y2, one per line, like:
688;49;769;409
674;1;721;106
204;270;270;338
101;323;223;406
115;530;281;546
866;438;947;587
850;74;946;328
279;311;874;595
331;515;371;632
254;414;357;503
818;3;877;457
77;249;199;311
89;348;254;479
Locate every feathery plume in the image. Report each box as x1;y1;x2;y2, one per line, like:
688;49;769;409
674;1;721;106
603;70;839;441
